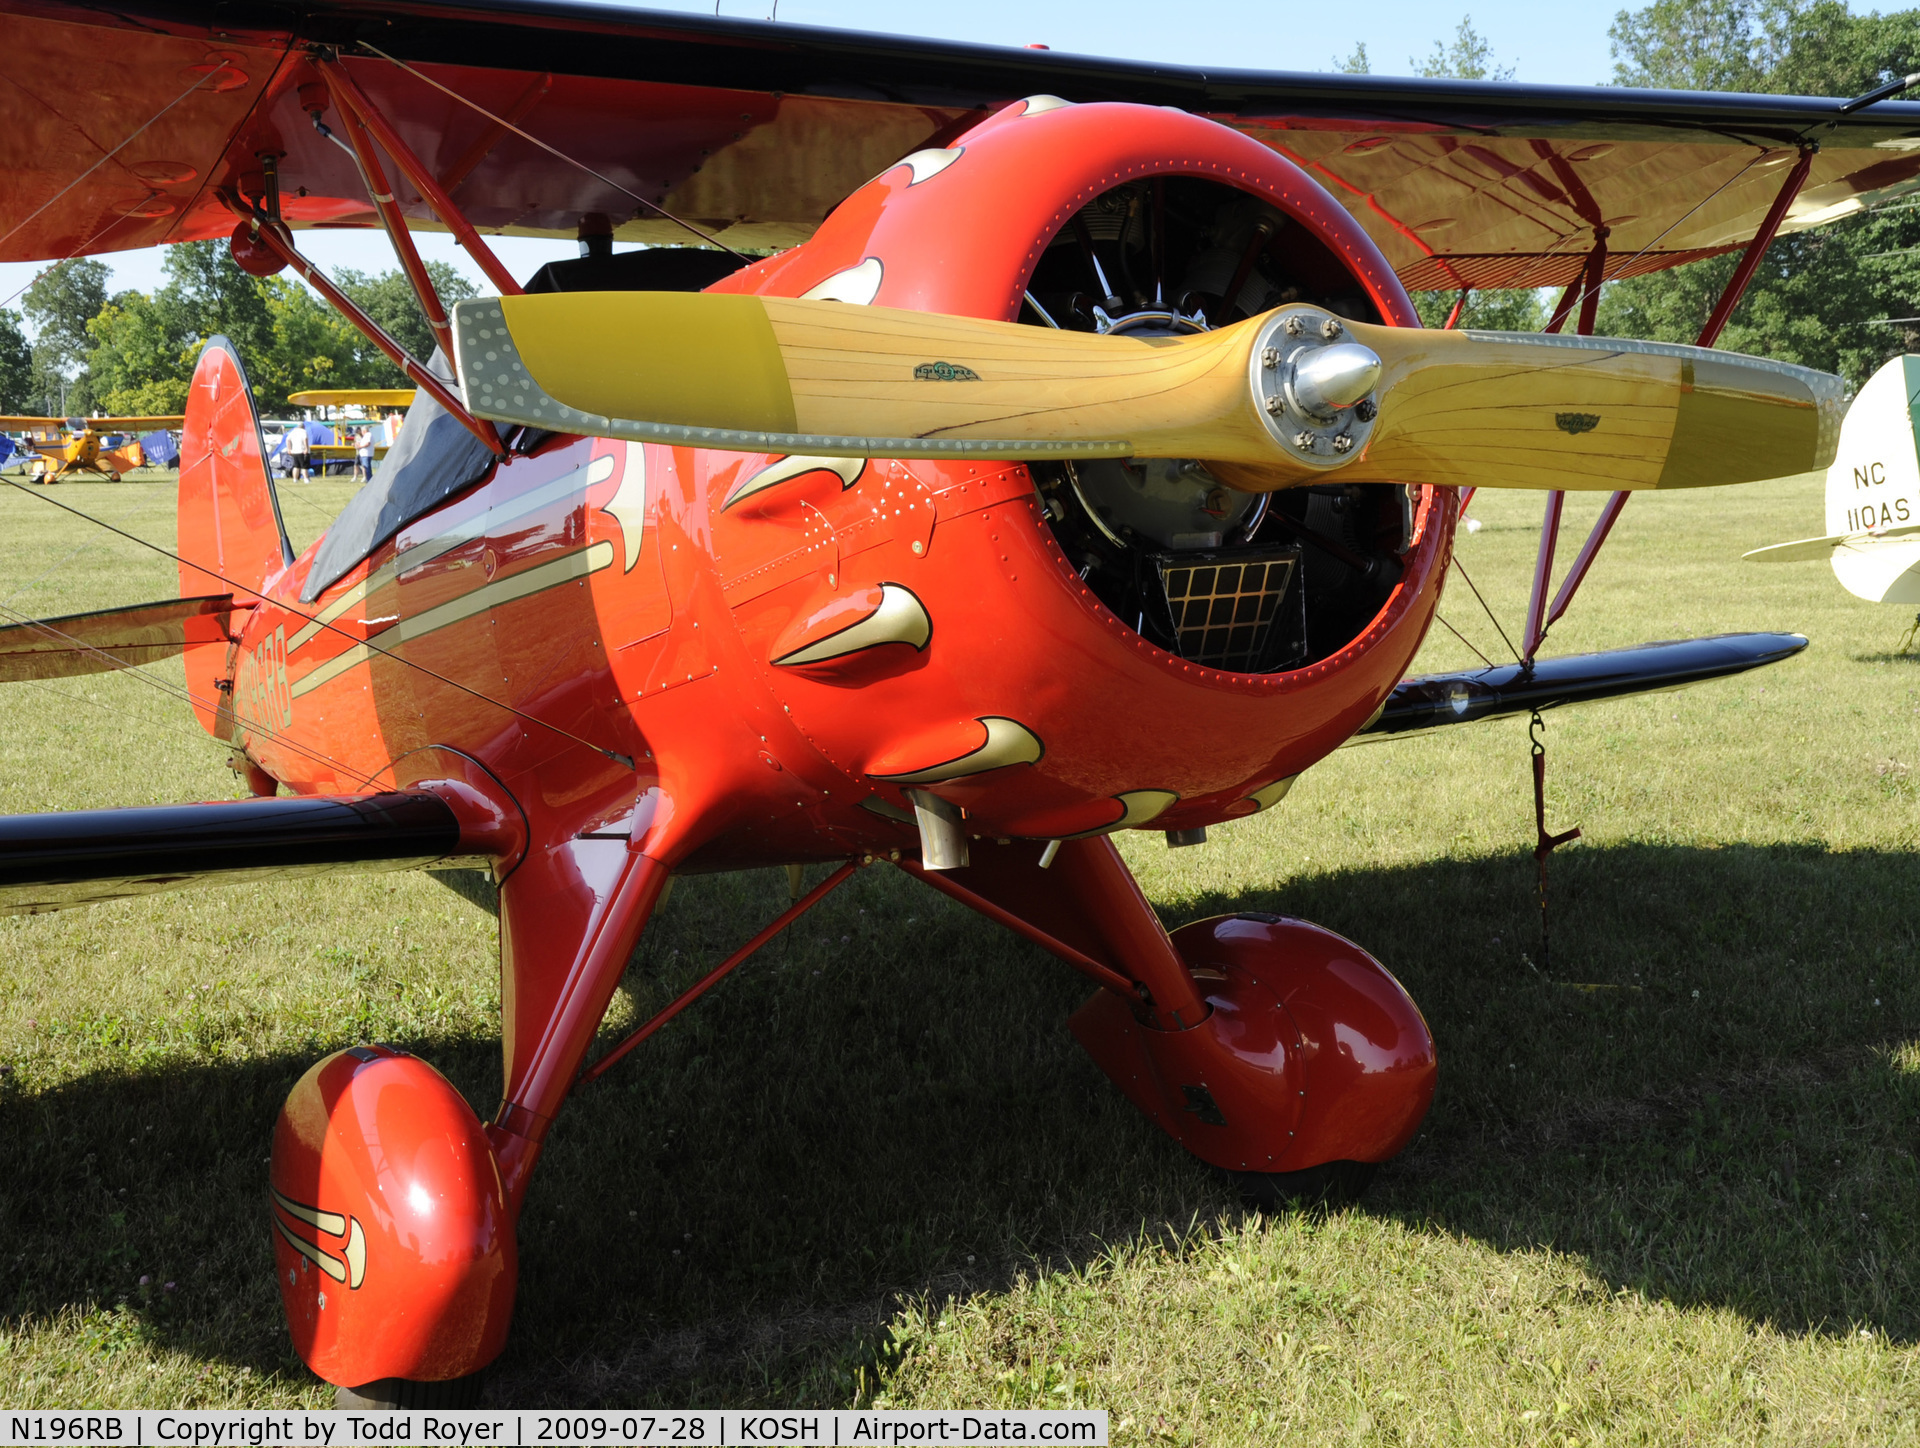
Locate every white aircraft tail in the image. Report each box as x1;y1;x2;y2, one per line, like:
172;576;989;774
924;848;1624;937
1745;354;1920;602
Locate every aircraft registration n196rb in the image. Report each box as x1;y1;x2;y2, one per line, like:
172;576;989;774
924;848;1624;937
0;0;1907;1406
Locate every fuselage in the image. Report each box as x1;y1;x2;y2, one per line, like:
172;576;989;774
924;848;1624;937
217;98;1457;871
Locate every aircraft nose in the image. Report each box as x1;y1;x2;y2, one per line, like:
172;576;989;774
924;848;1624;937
1292;342;1382;416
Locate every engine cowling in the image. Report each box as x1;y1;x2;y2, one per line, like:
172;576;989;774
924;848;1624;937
693;98;1455;849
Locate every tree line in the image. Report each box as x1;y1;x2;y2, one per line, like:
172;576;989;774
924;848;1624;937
1369;2;1920;381
0;242;473;417
5;0;1920;417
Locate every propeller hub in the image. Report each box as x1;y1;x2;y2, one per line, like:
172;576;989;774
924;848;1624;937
1247;306;1383;470
1292;343;1383;417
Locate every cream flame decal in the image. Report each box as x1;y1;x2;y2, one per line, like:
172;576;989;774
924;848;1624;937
270;1186;367;1289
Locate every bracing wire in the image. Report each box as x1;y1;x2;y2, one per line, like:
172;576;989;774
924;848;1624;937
1447;553;1521;664
0;599;387;790
1;477;635;768
356;41;753;263
1431;612;1495;669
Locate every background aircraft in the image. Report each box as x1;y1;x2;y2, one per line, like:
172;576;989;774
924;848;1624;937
0;0;1911;1408
1746;354;1920;645
0;414;186;481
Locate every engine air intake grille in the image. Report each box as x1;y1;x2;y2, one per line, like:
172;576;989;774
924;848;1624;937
1156;548;1298;672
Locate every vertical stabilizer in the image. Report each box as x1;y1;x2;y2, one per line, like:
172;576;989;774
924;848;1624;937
179;337;293;735
1824;355;1920;603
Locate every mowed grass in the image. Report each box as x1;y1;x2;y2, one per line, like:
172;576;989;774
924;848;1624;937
0;467;1916;1441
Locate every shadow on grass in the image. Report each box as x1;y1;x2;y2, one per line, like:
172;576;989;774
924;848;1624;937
3;842;1916;1403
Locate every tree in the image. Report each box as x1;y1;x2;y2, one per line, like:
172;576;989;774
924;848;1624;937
250;277;383;406
1610;0;1920;95
0;309;31;413
85;290;195;415
160;240;274;364
79;239;475;412
22;258;108;413
1334;42;1371;74
1413;15;1516;80
334;262;477;376
1413;289;1546;330
1602;0;1920;383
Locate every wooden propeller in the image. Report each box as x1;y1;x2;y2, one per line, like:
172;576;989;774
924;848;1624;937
451;294;1844;493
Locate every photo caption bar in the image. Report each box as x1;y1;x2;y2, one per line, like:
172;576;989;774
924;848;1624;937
0;1412;1107;1447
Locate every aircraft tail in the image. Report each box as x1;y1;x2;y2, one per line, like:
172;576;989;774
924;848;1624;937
1745;355;1920;600
179;336;293;735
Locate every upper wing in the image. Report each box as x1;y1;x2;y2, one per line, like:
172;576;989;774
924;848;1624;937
0;415;183;430
4;0;1920;294
286;389;415;408
85;415;188;429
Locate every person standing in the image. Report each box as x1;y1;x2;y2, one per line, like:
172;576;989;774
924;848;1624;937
353;425;374;483
286;420;310;482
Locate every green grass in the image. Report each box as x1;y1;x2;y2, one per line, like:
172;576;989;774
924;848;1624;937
0;471;1917;1441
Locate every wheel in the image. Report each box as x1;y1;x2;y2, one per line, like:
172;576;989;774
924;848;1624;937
1231;1159;1378;1212
335;1374;485;1409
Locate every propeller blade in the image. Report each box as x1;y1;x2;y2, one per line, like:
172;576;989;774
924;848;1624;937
451;295;1843;492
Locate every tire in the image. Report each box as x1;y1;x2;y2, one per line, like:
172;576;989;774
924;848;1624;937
1231;1159;1378;1212
335;1374;485;1410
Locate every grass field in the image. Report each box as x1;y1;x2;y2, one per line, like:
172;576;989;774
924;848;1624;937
0;467;1916;1441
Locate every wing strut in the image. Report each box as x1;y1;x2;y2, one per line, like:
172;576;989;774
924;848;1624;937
229;199;502;456
1517;142;1817;662
316;56;527;300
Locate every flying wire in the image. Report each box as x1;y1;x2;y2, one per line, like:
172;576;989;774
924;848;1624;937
2;193;177;314
0;70;219;259
0;478;170;609
0;599;387;790
355;41;753;263
0;477;636;769
1554;148;1774;329
1447;554;1521;664
1431;612;1495;669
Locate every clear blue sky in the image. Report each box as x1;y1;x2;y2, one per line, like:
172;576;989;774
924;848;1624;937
0;0;1652;318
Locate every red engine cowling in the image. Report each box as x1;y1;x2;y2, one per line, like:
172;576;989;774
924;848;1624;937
269;1046;516;1387
1070;914;1436;1176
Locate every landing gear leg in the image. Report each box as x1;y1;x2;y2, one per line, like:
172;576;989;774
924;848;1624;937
271;845;671;1400
922;841;1436;1204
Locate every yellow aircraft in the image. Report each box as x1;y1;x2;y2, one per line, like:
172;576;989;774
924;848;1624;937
284;389;414;469
0;414;185;482
285;389;415;409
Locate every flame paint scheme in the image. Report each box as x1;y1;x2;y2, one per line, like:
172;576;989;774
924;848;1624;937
0;0;1873;1402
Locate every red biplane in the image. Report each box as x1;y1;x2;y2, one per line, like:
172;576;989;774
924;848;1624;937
0;0;1910;1406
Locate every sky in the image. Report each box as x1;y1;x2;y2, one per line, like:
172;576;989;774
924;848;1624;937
0;0;1657;320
